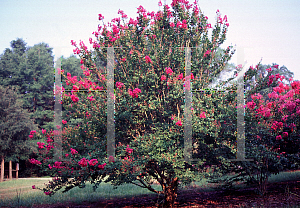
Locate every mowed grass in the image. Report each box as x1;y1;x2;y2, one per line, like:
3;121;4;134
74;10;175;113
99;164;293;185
0;170;299;208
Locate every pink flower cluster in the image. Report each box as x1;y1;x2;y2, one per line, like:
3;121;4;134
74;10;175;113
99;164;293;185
116;82;124;89
204;50;211;57
200;112;206;118
271;121;284;131
29;130;36;139
37;142;45;149
126;145;133;154
145;55;152;64
176;19;188;29
77;157;106;169
98;14;104;21
78;158;89;167
165;67;173;75
71;94;79;103
128;88;141;98
71;148;78;155
176;120;182;126
29;158;41;165
87;96;95;101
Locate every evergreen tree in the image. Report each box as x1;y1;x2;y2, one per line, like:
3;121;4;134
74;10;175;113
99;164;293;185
0;85;38;162
0;39;55;131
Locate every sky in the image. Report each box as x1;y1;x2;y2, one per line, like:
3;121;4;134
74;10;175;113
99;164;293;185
1;0;300;82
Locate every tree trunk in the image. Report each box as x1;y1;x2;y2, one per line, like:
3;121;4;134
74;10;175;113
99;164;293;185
0;156;4;182
162;177;179;208
9;160;12;180
16;163;19;179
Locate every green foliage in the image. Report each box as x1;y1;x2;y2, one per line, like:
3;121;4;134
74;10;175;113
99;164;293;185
0;39;55;131
0;85;38;161
32;2;240;202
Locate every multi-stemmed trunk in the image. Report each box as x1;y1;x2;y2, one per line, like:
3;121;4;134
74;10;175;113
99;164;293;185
161;177;179;208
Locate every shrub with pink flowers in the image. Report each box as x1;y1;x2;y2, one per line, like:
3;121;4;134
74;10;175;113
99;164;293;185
28;0;300;206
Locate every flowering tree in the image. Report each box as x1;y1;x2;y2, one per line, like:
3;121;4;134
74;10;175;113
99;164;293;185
208;63;300;195
30;0;243;207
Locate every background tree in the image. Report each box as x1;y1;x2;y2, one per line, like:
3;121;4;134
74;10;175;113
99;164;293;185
0;85;38;164
0;39;55;131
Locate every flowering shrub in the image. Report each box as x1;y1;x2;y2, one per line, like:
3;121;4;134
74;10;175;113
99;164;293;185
208;63;300;195
29;0;245;206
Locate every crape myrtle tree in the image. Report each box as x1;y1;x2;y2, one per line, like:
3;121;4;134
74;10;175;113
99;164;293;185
208;63;300;195
30;0;244;207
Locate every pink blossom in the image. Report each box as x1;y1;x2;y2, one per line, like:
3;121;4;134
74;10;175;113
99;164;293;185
98;163;107;169
266;67;272;72
165;67;173;75
71;94;79;103
247;101;256;110
65;154;69;157
83;70;90;76
282;132;288;138
273;64;279;69
176;120;182;126
145;55;152;64
126;145;133;154
42;129;46;134
44;192;51;195
87;96;95;101
89;159;98;166
29;159;41;165
204;50;211;57
98;14;104;20
116;82;124;89
48;164;52;169
47;137;53;143
200;112;206;118
128;88;141;98
170;22;175;27
158;0;162;6
225;23;229;27
32;185;36;189
78;158;89;167
178;73;183;80
276;135;282;140
161;75;167;81
30;130;36;135
53;161;62;169
37;142;45;149
71;148;78;155
29;135;33;139
62;120;67;124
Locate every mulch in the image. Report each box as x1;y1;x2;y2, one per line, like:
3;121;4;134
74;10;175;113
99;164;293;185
26;180;300;208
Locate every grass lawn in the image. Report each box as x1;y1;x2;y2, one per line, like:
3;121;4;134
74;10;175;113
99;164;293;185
0;170;299;208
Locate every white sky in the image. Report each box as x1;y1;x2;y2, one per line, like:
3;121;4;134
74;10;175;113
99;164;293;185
1;0;300;81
